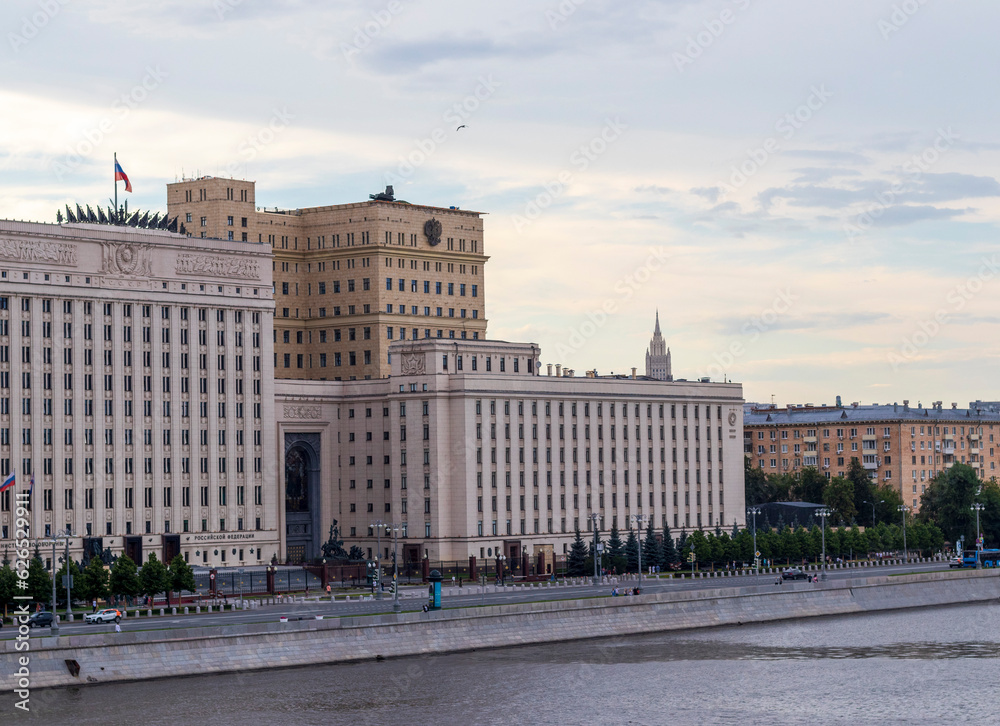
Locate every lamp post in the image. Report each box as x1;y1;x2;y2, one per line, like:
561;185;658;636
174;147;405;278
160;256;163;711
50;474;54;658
689;541;696;577
747;507;760;581
370;520;384;600
630;514;645;590
971;503;985;569
590;513;601;585
862;499;884;528
898;505;910;561
499;554;507;586
816;508;831;581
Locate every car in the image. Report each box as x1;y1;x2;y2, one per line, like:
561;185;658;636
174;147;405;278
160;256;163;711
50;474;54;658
782;568;809;581
948;556;964;568
85;608;122;624
27;611;54;628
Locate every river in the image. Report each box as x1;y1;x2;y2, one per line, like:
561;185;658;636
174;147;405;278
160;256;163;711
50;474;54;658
26;601;1000;725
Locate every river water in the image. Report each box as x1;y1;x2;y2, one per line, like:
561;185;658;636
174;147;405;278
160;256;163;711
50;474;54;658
26;601;1000;725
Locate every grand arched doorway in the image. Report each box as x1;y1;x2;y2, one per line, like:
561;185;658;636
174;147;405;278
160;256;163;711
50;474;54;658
284;433;321;563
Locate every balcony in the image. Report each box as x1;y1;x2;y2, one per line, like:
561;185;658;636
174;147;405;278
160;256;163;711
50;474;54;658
803;436;817;443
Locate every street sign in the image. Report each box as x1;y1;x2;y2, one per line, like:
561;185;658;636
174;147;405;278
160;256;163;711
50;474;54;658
755;551;761;558
596;543;604;553
209;573;215;580
61;575;73;588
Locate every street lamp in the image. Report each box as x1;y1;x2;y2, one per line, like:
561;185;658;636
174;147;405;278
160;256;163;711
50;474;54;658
971;503;985;569
816;508;831;581
747;507;761;581
630;514;645;590
370;519;384;600
862;499;884;527
898;505;910;561
589;513;601;585
499;554;507;586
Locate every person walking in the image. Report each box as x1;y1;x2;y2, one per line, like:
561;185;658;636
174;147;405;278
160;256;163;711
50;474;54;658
92;599;97;613
115;621;122;633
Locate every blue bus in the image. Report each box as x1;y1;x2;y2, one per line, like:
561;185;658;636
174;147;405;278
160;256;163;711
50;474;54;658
950;549;1000;568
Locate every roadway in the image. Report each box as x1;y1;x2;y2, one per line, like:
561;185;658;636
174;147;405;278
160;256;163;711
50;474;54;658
0;561;963;640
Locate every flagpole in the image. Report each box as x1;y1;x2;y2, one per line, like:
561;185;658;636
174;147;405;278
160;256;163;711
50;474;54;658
114;152;118;222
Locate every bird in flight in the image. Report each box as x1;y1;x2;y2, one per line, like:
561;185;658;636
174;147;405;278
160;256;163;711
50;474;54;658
456;125;467;131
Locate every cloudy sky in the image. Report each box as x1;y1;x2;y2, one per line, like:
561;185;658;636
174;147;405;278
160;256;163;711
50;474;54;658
3;0;999;407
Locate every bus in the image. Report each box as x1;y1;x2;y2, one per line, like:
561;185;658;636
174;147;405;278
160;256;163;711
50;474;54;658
950;549;1000;568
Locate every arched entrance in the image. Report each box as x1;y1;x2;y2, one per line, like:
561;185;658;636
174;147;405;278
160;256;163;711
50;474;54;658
284;433;321;563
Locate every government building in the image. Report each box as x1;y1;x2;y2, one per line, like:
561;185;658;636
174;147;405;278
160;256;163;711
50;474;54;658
0;175;747;570
744;400;1000;511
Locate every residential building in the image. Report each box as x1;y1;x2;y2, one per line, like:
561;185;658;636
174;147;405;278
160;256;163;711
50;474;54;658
743;400;1000;511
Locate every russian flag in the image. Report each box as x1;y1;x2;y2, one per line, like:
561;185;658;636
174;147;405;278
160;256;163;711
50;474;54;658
115;159;133;193
0;471;13;493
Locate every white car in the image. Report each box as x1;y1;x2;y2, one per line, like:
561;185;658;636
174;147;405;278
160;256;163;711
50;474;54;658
85;608;122;624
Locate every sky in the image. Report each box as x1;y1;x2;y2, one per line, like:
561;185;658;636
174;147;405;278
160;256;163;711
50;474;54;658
2;0;1000;408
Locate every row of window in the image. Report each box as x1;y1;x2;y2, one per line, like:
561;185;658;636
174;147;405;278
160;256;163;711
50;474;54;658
0;484;263;512
0;397;262;419
0;455;262;478
477;511;723;537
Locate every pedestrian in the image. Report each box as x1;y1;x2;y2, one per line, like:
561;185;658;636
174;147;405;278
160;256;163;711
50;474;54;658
92;599;97;613
115;621;121;633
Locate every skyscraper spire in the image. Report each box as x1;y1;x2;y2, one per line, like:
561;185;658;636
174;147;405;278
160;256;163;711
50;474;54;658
645;311;672;381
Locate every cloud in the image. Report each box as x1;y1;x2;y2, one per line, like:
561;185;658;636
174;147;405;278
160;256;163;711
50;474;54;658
689;186;721;203
783;149;871;165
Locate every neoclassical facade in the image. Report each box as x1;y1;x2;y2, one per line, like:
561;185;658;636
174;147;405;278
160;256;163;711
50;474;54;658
276;338;745;564
0;220;279;568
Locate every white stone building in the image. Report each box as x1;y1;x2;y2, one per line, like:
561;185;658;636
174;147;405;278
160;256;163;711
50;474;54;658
0;220;278;569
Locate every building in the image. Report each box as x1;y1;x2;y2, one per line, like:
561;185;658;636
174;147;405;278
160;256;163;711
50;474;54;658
275;338;745;565
166;178;488;382
644;311;672;381
0;219;279;568
744;400;1000;511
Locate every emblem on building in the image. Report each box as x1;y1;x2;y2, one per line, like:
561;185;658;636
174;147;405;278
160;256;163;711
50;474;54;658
283;405;322;419
728;411;737;426
424;218;442;246
102;242;153;276
401;353;425;375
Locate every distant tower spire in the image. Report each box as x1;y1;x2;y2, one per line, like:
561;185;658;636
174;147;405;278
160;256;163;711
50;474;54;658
645;311;672;381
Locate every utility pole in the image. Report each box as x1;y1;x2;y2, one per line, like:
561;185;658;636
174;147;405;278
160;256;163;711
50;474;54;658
370;520;384;600
590;513;600;585
817;508;831;581
971;503;985;569
898;505;910;561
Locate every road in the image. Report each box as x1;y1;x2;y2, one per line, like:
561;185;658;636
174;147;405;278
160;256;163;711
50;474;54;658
0;561;964;639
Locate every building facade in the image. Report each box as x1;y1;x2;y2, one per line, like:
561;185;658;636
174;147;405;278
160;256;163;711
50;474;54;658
744;400;1000;511
0;219;279;568
166;177;488;382
645;311;672;381
275;339;745;565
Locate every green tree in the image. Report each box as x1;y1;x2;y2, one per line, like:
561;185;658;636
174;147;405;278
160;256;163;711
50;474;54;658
823;476;857;525
918;463;983;545
688;530;710;567
846;457;875;524
567;528;589;576
80;556;110;604
795;467;827;504
642;519;661;573
606;522;626;574
873;484;904;526
109;554;140;604
55;559;81;608
660;525;679;570
625;528;639;573
27;555;51;608
169;554;197;602
745;458;770;505
0;564;16;618
139;554;170;605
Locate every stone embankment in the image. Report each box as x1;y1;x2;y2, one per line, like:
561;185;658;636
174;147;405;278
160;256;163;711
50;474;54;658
6;569;997;690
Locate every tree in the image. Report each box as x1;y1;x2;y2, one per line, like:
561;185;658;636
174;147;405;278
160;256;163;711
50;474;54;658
27;555;51;608
660;524;679;570
169;554;196;603
795;467;827;504
0;564;16;618
139;554;170;605
642;519;661;573
109;554;140;604
846;457;875;524
606;522;626;574
823;476;856;525
744;458;770;505
625;528;639;573
567;528;589;576
55;559;81;608
80;556;110;604
918;463;984;545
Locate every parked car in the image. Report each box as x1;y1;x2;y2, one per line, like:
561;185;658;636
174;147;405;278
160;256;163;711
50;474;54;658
782;568;808;581
27;611;54;628
948;556;964;568
84;608;122;624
